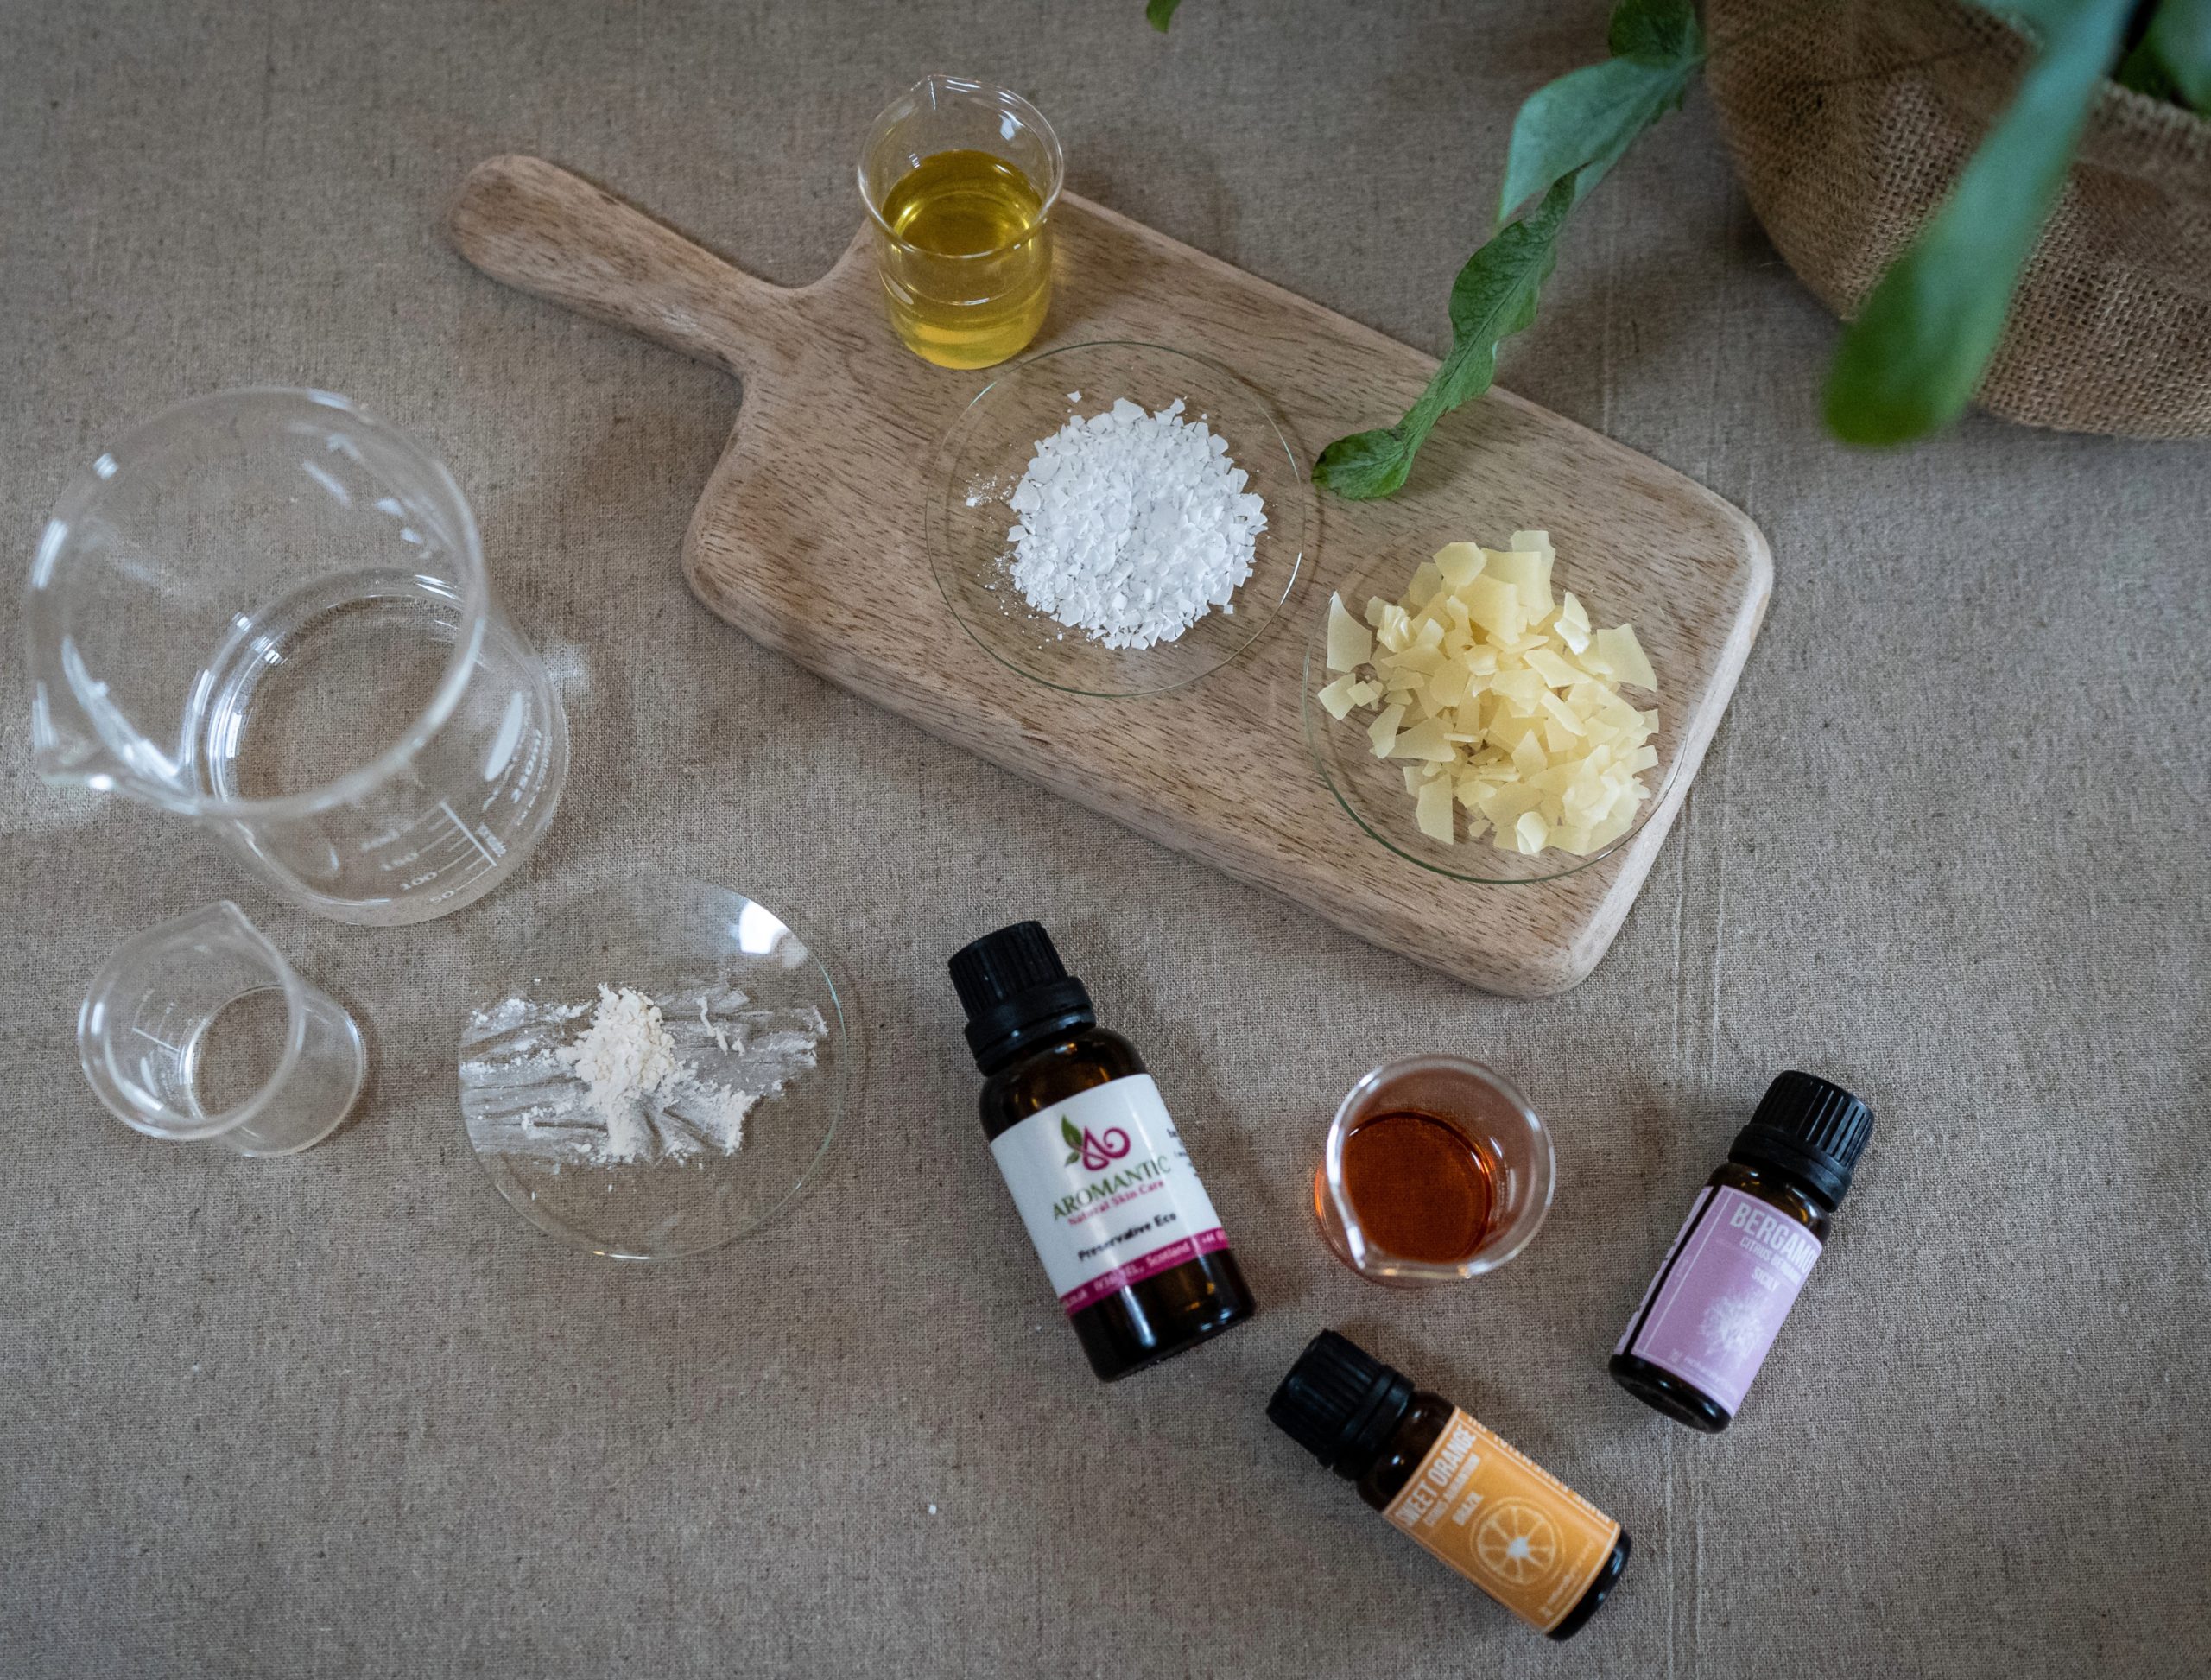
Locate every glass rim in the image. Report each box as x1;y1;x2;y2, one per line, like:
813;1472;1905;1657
855;73;1066;260
27;386;493;823
79;901;313;1142
1322;1053;1555;1280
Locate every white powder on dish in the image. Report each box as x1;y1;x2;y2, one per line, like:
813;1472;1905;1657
460;982;823;1168
558;985;678;1161
1004;396;1266;650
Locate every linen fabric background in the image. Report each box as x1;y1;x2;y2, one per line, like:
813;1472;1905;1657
3;3;2205;1677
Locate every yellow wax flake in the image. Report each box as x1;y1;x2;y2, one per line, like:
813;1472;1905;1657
1481;782;1543;827
1490;668;1544;709
1326;593;1373;673
1537;690;1587;735
1315;526;1661;859
1367;702;1406;758
1557;589;1592;650
1416;774;1456;842
1459;574;1524;641
1593;624;1657;690
1426;659;1472;708
1485;547;1554;619
1316;673;1362;720
1505;530;1557;611
1390;718;1455;763
1435;542;1486;589
1387;640;1444;676
1375;603;1414;652
1524;647;1584;689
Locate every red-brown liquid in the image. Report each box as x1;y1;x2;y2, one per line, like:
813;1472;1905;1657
1336;1110;1497;1264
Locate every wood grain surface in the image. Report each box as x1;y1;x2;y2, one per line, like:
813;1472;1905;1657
446;155;1770;995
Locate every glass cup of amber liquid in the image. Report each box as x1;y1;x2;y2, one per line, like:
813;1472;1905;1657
858;73;1064;370
1315;1056;1556;1286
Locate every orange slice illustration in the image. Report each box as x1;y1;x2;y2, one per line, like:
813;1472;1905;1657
1473;1499;1562;1586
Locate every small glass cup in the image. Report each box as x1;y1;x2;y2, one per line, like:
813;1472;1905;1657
79;901;365;1156
858;73;1064;370
1314;1055;1555;1285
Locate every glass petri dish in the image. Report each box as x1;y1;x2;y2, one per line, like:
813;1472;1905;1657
458;875;849;1260
927;340;1311;697
1303;542;1686;886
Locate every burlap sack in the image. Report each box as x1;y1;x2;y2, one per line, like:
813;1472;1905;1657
1704;0;2211;437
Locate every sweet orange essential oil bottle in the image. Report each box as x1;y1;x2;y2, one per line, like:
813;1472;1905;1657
1269;1331;1630;1639
950;922;1257;1381
1611;1071;1873;1432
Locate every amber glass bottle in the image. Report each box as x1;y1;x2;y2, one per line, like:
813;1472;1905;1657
950;922;1256;1381
1268;1331;1630;1639
1611;1072;1873;1432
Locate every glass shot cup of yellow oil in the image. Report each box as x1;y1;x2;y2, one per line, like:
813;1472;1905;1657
858;75;1064;370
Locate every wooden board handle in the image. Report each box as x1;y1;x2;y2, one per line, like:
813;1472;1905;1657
445;155;804;377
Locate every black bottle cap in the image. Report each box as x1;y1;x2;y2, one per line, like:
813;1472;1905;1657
1266;1330;1416;1480
1728;1071;1874;1209
947;922;1096;1074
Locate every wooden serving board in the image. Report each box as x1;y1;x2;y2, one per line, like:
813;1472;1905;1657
447;156;1769;996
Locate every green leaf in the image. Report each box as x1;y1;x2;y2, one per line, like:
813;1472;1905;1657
1315;174;1580;500
1823;0;2136;446
1316;0;1705;502
1497;52;1701;227
1147;0;1182;30
1061;1116;1084;1151
1316;0;1701;500
2114;37;2183;101
1606;0;1700;60
2149;0;2211;111
1310;426;1419;501
1498;0;1702;226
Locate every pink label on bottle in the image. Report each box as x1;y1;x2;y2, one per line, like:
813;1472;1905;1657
1616;1184;1823;1417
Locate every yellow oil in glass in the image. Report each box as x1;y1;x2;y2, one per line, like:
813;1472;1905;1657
877;149;1051;369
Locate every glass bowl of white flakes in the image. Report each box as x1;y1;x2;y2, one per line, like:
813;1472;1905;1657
928;340;1312;697
457;872;851;1260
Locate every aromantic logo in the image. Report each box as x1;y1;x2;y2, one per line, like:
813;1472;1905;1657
1061;1114;1131;1171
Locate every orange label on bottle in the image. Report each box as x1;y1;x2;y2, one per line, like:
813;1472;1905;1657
1382;1407;1622;1632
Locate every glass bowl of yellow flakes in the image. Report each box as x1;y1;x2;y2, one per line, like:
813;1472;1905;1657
1303;529;1685;885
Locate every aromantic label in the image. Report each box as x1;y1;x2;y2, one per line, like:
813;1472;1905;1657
1616;1184;1825;1416
990;1075;1228;1315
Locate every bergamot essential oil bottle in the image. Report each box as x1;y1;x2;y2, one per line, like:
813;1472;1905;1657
1611;1071;1874;1432
949;922;1257;1381
1268;1331;1630;1639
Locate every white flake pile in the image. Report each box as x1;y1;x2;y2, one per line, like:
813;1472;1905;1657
1004;396;1267;650
459;982;826;1168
